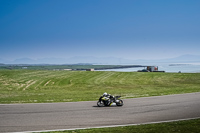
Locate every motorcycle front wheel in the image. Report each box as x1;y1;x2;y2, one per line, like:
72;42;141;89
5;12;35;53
97;101;105;107
116;100;123;106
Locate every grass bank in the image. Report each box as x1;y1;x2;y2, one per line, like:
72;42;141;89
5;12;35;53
47;118;200;133
0;70;200;103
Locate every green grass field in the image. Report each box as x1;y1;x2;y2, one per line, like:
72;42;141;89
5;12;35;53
0;70;200;103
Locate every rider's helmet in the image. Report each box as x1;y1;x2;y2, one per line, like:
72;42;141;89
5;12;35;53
103;92;107;96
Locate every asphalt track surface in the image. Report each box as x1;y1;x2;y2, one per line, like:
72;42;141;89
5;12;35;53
0;92;200;133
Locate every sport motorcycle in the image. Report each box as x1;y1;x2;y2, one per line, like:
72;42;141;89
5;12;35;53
97;95;123;107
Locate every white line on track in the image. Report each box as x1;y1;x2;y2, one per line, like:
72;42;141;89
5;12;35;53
13;117;200;133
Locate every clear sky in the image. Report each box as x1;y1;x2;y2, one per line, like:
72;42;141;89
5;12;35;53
0;0;200;61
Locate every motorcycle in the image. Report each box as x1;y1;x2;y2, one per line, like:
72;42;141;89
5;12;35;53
97;95;123;107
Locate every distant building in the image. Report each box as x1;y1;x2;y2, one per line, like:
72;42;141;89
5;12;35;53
63;69;72;71
86;68;94;71
138;66;164;72
147;66;158;72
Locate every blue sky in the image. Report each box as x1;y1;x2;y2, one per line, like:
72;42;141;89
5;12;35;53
0;0;200;61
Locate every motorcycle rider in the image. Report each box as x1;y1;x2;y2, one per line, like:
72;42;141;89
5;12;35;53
102;92;114;105
103;92;113;98
97;92;123;107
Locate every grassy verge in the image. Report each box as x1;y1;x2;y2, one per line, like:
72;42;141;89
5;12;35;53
0;70;200;103
47;118;200;133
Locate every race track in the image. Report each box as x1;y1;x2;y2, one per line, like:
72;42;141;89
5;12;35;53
0;92;200;132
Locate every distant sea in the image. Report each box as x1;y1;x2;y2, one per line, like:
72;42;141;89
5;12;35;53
96;62;200;73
